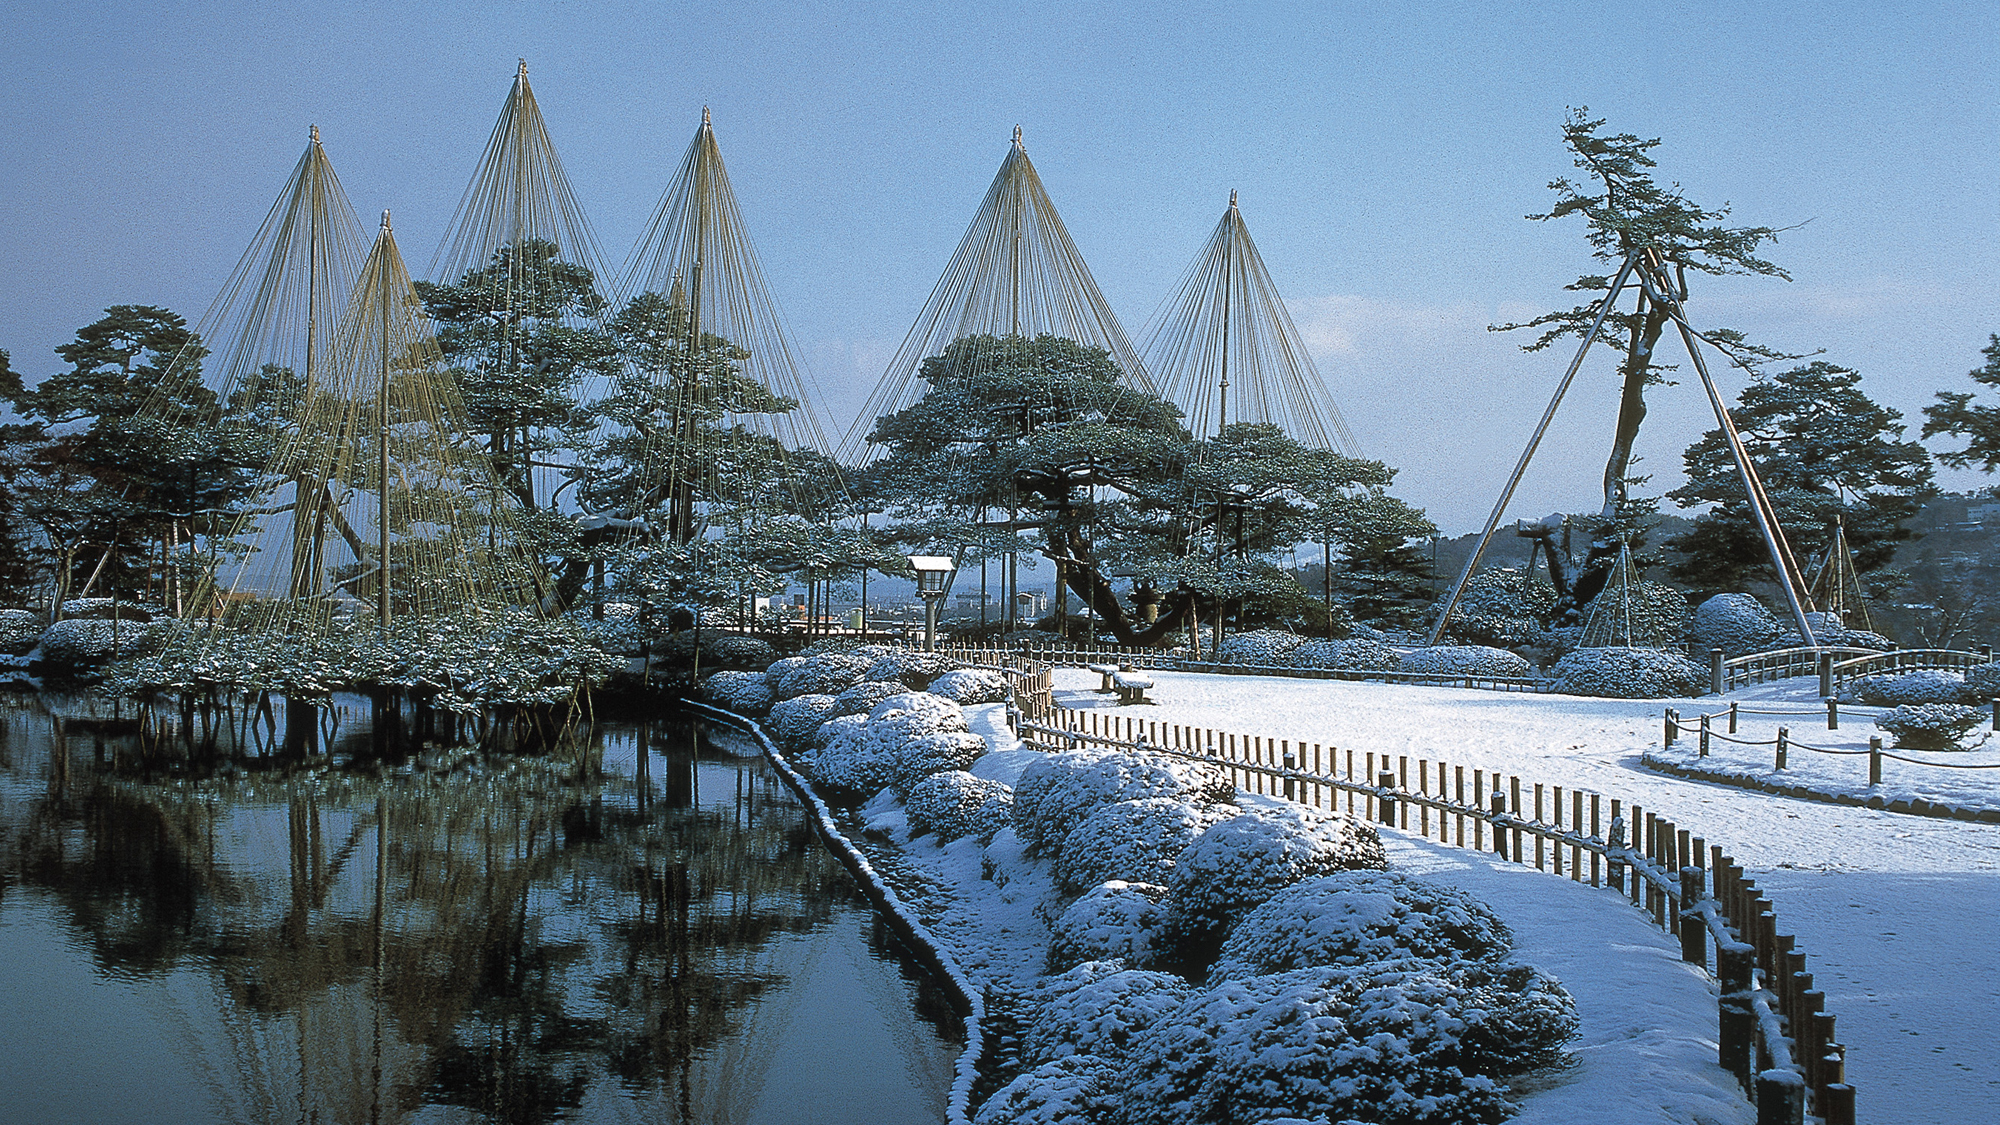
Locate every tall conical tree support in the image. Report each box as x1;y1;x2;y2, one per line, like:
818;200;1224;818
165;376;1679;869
616;107;851;574
1427;250;1818;648
428;59;615;511
841;126;1156;462
1807;517;1873;633
1142;192;1360;452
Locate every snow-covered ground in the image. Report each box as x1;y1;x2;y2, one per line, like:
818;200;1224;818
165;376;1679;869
1036;667;2000;1125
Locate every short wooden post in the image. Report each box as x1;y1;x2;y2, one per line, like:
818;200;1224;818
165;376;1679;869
1729;700;1739;733
1679;866;1707;967
1868;737;1882;785
1608;802;1626;892
1992;698;1998;732
1717;941;1755;1087
1489;791;1507;855
1820;1083;1856;1125
1755;1068;1805;1125
1825;699;1838;730
1711;648;1726;694
1775;726;1788;771
1700;713;1711;757
1282;748;1296;801
1377;769;1397;826
1665;707;1679;746
1818;651;1834;699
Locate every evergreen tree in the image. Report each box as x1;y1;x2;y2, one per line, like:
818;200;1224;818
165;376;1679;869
1668;361;1935;592
1923;334;2000;473
1493;110;1799;615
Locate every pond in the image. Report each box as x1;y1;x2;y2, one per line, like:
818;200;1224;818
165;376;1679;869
0;694;962;1124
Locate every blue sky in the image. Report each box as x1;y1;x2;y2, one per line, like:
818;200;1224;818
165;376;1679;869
3;0;1995;531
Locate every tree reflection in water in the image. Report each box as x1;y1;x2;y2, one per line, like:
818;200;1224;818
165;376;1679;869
0;694;960;1124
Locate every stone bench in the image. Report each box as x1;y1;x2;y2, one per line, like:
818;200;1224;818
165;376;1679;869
1112;670;1154;705
1088;663;1120;693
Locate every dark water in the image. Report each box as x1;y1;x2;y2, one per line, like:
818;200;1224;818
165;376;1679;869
0;695;960;1125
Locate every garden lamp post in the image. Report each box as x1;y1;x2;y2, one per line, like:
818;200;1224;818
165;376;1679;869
909;555;956;652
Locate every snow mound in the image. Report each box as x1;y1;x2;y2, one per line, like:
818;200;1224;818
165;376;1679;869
1875;703;1989;750
1288;637;1399;671
1967;662;2000;700
764;693;837;751
796;719;895;798
1547;646;1706;699
1213;629;1306;666
863;692;969;748
1023;966;1193;1065
1846;669;1969;707
928;667;1010;704
1120;959;1577;1125
1012;749;1236;854
699;669;774;716
774;652;873;699
37;618;166;665
1045;880;1173;972
0;609;41;656
1779;612;1890;651
970;1054;1120;1125
810;711;864;749
1398;645;1531;678
1052;797;1238;894
1210;871;1515;981
1165;803;1388;957
763;655;811;691
865;650;962;690
832;679;911;716
1442;566;1557;648
1691;593;1783;657
890;730;991;791
903;771;1013;842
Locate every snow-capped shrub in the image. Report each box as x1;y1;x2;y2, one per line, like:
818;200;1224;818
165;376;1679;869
832;679;910;716
1691;593;1783;657
765;693;837;750
1023;967;1193;1065
1578;580;1691;650
810;711;865;749
1213;628;1306;666
1778;612;1890;652
764;655;811;691
38;618;166;666
927;666;1009;704
570;603;645;654
1875;704;1988;750
1442;566;1557;648
796;720;896;797
0;610;42;656
1210;871;1514;981
774;652;873;699
1288;637;1399;672
1966;662;2000;701
891;730;991;791
1165;804;1387;956
1046;881;1173;973
705;635;777;671
1398;645;1531;678
864;692;968;746
903;770;1013;841
699;669;773;716
971;1054;1121;1125
1548;646;1706;699
865;650;961;690
1052;797;1238;894
1120;959;1578;1125
60;597;160;620
799;639;899;660
1012;749;1236;854
1846;670;1969;707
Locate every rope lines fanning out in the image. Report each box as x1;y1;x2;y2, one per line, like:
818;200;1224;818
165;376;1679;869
1141;192;1360;453
191;211;544;642
612;107;849;545
1806;518;1874;634
1579;541;1672;648
840;127;1155;463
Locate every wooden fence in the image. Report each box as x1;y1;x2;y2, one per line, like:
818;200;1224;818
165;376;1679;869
940;642;1549;693
1718;645;1992;695
1014;702;1856;1125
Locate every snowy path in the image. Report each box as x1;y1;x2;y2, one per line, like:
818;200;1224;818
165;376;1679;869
1050;668;2000;1125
